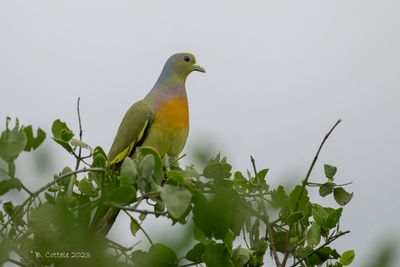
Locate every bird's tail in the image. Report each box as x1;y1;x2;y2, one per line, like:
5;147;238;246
90;205;120;236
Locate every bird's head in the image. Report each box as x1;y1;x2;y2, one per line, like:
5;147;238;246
163;53;206;80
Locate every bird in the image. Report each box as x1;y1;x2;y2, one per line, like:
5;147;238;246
90;53;205;235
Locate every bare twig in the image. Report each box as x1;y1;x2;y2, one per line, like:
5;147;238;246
20;183;34;197
290;231;350;267
294;119;342;211
250;155;259;184
75;97;83;170
306;181;353;187
111;203;167;217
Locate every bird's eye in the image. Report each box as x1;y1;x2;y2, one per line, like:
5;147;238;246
184;56;191;62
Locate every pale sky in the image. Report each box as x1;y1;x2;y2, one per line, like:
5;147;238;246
1;1;399;266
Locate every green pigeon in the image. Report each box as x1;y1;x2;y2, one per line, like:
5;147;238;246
90;53;205;235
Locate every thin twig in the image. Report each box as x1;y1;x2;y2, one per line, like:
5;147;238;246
170;153;187;166
111;203;167;217
20;183;34;197
75;97;83;170
290;231;350;267
250;155;259;184
294;119;342;211
107;237;135;263
306;181;353;187
122;210;154;246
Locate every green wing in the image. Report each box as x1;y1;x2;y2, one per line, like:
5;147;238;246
108;100;153;165
90;101;153;235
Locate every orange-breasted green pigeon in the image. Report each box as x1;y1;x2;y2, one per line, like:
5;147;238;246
91;53;205;235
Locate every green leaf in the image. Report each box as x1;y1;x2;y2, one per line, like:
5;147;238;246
307;247;332;265
0;177;22;196
51;119;74;152
112;185;136;205
326;208;343;229
320;182;335;197
138;147;162;182
130;218;141;236
161;185;191;219
78;178;97;197
307;223;321;247
0;238;12;265
167;170;185;184
140;154;155;179
258;168;269;180
286;211;304;225
3;201;14;216
334;187;353;206
340;250;355;265
0;159;11;180
45;192;55;204
58;166;75;187
23;125;46;151
324;164;337;180
273;231;291;253
312;204;328;229
8;161;15;177
139;213;147;221
147;243;178;267
271;186;289;208
233;171;249;191
289;185;309;211
92;153;107;168
185;243;205;263
223;229;234;251
120;157;137;185
233;247;253;266
203;162;232;180
70;138;90;149
0;118;27;161
203;243;234;267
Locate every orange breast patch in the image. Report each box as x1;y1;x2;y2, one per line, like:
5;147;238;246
156;97;189;130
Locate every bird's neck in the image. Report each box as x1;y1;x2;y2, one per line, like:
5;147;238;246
144;79;187;111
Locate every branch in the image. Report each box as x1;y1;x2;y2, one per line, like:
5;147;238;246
75;97;83;170
294;119;341;212
250;155;259;184
121;209;154;246
290;231;350;267
0;167;105;232
110;203;168;217
250;156;281;266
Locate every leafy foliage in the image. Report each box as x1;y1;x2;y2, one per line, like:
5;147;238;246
0;117;355;267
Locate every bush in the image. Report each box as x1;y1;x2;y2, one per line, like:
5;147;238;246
0;113;354;267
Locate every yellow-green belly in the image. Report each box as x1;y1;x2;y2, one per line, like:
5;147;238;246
142;97;189;158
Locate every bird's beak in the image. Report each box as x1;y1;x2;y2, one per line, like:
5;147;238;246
193;64;206;73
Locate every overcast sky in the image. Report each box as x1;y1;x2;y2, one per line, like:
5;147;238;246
1;1;399;266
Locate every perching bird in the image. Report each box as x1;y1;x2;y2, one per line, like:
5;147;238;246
91;53;205;235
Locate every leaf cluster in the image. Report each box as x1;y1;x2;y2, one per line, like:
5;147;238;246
0;117;355;267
